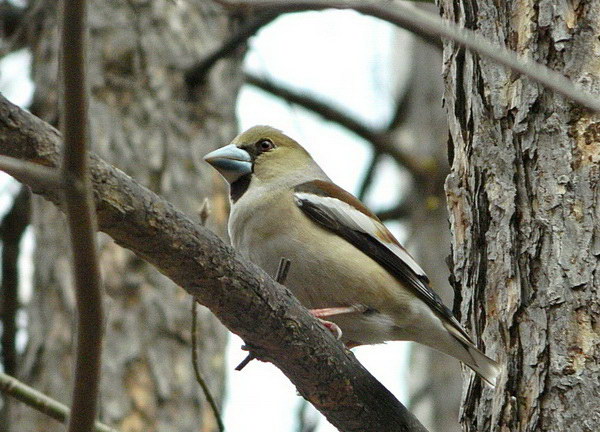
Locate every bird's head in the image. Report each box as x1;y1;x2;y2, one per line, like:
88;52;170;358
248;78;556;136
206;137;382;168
204;125;315;184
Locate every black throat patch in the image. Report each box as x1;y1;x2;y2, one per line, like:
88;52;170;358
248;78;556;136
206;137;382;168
230;174;252;203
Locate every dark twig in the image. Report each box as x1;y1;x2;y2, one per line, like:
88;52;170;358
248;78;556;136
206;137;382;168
191;199;225;432
185;11;279;86
275;257;292;283
376;201;412;222
231;0;600;112
61;0;104;431
0;156;63;190
245;73;424;175
191;300;225;432
357;151;382;201
235;257;291;371
234;348;255;371
0;372;118;432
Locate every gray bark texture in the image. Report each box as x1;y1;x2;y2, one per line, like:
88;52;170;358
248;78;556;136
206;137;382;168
395;34;461;432
13;1;241;431
438;1;600;431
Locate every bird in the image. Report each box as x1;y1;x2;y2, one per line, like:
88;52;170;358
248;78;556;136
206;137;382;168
204;125;501;386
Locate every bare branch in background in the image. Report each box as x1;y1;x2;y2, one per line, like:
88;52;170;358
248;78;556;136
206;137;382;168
0;94;428;432
0;372;118;432
0;186;30;431
0;156;63;190
185;11;279;86
245;73;424;176
376;201;412;222
224;0;600;112
356;151;381;202
61;0;104;431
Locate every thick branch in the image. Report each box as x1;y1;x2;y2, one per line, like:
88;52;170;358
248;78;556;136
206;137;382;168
0;96;427;431
61;0;104;430
228;0;600;112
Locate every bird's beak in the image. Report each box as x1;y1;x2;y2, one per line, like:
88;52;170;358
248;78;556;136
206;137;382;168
204;144;252;183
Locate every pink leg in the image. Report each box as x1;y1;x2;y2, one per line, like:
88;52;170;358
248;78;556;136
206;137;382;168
309;305;367;319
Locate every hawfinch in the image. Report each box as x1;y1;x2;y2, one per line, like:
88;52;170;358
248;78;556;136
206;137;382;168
204;125;501;385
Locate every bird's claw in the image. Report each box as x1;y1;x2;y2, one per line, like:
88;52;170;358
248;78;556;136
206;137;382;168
317;318;343;340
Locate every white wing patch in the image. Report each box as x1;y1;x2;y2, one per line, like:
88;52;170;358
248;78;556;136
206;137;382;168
294;192;428;280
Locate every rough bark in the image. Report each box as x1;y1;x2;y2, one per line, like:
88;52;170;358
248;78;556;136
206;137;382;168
15;1;240;431
394;33;462;432
0;93;428;432
439;1;600;431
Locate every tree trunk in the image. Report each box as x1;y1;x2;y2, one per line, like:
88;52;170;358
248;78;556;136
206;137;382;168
13;2;242;431
439;1;600;431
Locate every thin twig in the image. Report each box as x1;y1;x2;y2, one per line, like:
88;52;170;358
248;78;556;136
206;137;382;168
235;257;291;371
0;372;118;432
275;257;291;284
245;73;424;176
0;156;63;190
191;199;225;432
61;0;104;431
191;300;225;432
185;11;279;86
231;0;600;112
376;201;412;222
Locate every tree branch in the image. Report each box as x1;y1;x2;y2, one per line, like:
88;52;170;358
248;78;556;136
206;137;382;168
0;156;63;190
0;93;427;432
61;0;104;430
185;11;280;86
227;0;600;112
0;372;118;432
376;201;412;222
245;73;424;177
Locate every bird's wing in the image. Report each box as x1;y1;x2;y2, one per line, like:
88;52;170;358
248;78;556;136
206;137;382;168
293;180;470;341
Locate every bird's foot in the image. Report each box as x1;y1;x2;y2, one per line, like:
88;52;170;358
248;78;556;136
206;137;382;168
315;318;343;340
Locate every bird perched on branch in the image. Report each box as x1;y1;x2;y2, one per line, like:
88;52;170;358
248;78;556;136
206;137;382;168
204;125;501;386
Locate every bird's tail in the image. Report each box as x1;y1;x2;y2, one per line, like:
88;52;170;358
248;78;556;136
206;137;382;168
442;323;502;387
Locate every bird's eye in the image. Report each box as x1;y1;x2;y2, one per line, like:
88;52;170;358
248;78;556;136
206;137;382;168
257;139;274;152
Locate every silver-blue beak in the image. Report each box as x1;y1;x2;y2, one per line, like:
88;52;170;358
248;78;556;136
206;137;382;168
204;144;252;183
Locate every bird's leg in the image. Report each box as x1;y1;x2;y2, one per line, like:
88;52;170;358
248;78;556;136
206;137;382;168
309;305;367;341
309;304;368;318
